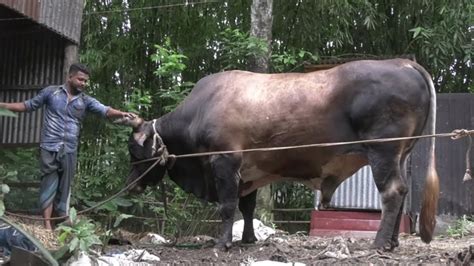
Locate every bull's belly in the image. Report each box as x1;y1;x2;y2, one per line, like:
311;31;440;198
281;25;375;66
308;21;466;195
239;153;368;197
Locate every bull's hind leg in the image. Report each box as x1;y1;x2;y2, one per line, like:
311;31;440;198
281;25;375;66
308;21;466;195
318;176;342;209
388;149;413;248
210;154;241;250
238;189;258;244
368;143;408;251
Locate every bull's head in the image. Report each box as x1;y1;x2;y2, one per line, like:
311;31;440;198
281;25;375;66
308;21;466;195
115;116;169;193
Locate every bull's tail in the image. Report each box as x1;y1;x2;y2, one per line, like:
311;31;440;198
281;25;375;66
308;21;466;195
414;63;440;243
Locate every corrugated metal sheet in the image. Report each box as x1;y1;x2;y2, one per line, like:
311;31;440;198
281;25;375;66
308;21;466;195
0;0;83;43
0;89;43;145
410;94;474;216
0;30;65;146
0;0;39;19
38;0;84;43
315;166;382;210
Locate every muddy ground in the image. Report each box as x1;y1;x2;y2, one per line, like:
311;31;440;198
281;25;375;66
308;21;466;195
122;233;473;265
5;215;474;265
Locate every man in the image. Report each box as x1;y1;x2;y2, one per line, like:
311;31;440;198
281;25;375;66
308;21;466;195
0;63;135;230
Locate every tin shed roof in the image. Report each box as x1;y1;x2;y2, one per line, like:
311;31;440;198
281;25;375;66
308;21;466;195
0;0;84;43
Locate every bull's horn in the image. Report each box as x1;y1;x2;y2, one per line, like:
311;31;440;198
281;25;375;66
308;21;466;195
114;116;144;129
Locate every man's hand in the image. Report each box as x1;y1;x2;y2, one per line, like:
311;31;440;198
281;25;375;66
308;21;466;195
106;108;137;120
122;112;137;119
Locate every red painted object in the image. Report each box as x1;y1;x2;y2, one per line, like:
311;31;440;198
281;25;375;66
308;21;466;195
309;210;411;238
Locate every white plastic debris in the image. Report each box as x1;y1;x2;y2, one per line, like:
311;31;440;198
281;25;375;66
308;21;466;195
108;249;160;262
96;256;154;266
66;249;160;265
250;261;306;266
232;219;276;242
66;251;94;265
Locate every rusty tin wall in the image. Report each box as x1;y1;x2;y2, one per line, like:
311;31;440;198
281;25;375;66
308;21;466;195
0;30;66;146
314;166;382;210
0;0;83;43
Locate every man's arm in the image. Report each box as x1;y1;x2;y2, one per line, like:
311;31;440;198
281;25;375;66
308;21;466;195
0;102;27;112
106;108;136;119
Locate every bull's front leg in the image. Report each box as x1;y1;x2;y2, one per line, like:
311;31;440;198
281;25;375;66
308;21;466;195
210;154;241;250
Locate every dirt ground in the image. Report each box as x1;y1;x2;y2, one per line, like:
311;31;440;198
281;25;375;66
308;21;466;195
127;233;473;265
5;215;474;265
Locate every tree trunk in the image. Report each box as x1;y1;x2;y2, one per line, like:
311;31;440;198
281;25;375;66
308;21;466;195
249;0;274;222
249;0;273;73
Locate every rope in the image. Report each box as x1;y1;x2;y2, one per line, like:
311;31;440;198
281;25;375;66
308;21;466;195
5;157;163;221
463;135;472;182
132;129;474;165
7;128;473;221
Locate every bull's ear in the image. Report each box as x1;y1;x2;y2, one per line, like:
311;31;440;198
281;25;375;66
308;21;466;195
114;116;144;129
133;132;148;147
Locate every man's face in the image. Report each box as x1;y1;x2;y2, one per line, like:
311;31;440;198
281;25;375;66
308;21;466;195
68;71;89;94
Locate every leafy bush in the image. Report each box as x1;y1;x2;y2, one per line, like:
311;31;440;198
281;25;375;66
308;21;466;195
218;28;269;70
55;208;102;259
0;165;11;216
446;215;474;238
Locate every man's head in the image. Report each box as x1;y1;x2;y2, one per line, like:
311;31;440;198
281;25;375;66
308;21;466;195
67;63;90;94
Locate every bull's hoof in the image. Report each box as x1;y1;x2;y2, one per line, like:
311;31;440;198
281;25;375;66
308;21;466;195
317;202;330;210
390;239;400;248
215;241;232;251
371;241;396;252
241;234;257;244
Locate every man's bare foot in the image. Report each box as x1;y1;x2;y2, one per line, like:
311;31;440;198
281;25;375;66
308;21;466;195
44;221;54;231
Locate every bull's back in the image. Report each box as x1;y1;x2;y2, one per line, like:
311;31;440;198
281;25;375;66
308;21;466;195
186;60;428;148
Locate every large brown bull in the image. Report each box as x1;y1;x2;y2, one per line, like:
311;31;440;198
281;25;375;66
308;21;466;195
116;59;439;251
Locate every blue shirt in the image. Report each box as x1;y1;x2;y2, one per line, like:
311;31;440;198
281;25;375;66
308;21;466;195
24;85;109;153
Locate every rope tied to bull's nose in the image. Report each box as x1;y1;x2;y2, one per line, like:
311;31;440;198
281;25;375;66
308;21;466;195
451;129;473;182
151;119;176;169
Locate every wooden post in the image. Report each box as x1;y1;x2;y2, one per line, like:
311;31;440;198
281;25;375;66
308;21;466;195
63;43;78;82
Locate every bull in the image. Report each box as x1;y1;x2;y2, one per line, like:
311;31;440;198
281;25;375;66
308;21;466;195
116;59;439;251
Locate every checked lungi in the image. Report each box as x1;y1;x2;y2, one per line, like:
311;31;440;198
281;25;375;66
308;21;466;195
39;147;77;216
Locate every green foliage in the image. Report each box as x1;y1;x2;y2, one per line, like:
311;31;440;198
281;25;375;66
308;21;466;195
55;208;102;259
0;165;12;216
271;48;319;72
273;0;471;92
218;28;269;70
446;215;474;238
151;38;188;78
126;89;152;115
130;186;218;237
0;148;40;182
272;183;314;227
151;39;195;113
158;83;194;113
0;148;41;211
